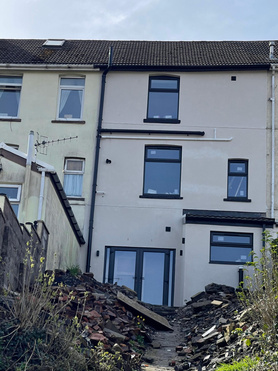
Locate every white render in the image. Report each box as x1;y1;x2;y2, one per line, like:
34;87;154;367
90;69;273;306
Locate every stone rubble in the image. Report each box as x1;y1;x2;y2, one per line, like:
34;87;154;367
50;272;262;370
143;283;262;371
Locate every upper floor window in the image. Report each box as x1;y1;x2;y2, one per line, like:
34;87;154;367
142;146;182;198
144;76;180;123
63;158;85;197
0;184;21;216
58;77;85;120
225;159;250;202
210;231;253;264
0;76;22;118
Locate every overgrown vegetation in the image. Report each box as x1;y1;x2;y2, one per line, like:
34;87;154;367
215;232;278;371
0;239;141;370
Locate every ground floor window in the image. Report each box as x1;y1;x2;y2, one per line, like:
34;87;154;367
0;184;21;216
210;231;253;264
104;247;175;306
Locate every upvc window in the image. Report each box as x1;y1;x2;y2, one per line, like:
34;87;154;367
0;76;22;118
58;77;85;120
0;184;21;216
144;76;180;123
142;146;181;198
63;159;85;197
227;159;249;201
210;231;253;264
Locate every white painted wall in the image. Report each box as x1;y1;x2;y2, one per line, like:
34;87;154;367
90;69;270;306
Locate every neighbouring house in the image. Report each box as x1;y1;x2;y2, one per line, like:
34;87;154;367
0;39;106;269
0;39;278;306
0;141;85;270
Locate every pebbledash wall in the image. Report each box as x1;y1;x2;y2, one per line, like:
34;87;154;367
0;69;101;271
89;69;274;306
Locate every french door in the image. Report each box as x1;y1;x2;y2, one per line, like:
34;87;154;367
104;247;175;306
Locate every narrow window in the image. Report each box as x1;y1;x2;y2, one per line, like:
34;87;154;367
144;76;180;123
0;184;21;216
0;76;22;118
142;146;181;198
58;77;85;120
63;159;85;197
226;159;249;201
210;231;253;264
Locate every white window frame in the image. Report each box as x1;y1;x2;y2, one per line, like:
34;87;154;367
0;76;22;118
63;158;85;198
57;77;85;120
0;184;22;216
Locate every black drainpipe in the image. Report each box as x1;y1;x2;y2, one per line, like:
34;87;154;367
86;47;113;272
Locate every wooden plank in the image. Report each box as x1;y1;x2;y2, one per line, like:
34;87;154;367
117;291;173;331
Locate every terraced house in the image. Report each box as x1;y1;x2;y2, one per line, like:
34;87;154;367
0;39;277;305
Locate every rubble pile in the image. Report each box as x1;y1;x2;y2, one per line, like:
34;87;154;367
166;283;260;370
51;270;171;367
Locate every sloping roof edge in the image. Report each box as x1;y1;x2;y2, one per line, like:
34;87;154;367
0;143;85;245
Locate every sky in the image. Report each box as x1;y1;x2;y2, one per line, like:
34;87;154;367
1;0;278;41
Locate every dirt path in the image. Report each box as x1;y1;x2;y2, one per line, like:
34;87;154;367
141;321;184;371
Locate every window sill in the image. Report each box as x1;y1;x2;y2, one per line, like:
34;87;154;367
210;261;251;265
140;194;183;199
0;118;21;122
143;118;180;124
67;197;85;201
51;119;85;124
223;197;251;202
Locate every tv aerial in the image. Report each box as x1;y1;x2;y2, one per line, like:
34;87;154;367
35;132;78;156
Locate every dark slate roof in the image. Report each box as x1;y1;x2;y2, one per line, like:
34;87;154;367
0;39;277;70
183;209;275;227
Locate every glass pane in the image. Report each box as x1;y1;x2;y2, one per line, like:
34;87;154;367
229;162;246;173
11;203;19;217
0;90;20;117
228;176;247;197
0;186;19;200
141;252;164;305
60;78;85;86
150;79;178;90
211;246;252;263
113;251;136;289
212;234;251;244
66;160;83;172
144;162;180;195
148;91;178;119
59;89;83;119
0;76;22;85
64;174;83;196
146;148;180;160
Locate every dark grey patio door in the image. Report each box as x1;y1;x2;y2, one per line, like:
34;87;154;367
105;247;175;306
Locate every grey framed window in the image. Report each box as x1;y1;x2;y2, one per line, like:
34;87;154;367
104;247;175;306
0;76;22;118
144;76;180;123
58;77;85;120
225;159;250;202
210;231;253;264
0;184;21;216
142;146;182;198
63;158;85;197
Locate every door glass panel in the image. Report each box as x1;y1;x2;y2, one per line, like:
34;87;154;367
113;251;136;289
141;252;165;305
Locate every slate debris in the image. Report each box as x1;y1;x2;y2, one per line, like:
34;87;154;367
170;283;259;371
